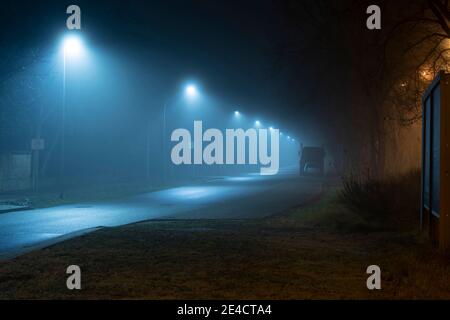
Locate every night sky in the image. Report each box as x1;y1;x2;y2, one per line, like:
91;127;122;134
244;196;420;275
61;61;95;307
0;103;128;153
0;0;309;132
3;0;397;181
1;0;320;178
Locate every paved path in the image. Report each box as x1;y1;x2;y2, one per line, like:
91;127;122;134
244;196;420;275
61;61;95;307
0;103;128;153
0;169;325;260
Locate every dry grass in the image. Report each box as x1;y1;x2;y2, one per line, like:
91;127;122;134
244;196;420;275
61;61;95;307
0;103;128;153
0;188;449;299
338;170;421;230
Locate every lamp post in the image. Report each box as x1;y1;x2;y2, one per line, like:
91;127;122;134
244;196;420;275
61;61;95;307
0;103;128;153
147;84;199;185
60;35;84;199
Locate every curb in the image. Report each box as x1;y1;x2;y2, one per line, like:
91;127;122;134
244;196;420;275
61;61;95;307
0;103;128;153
0;205;33;215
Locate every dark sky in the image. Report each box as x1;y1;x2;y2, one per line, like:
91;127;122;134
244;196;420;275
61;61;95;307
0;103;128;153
0;0;318;140
0;0;427;179
1;0;312;127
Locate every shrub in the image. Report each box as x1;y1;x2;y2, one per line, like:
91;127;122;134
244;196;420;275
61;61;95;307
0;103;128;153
338;170;421;230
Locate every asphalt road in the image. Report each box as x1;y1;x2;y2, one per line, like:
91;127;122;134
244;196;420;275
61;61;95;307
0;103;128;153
0;168;325;260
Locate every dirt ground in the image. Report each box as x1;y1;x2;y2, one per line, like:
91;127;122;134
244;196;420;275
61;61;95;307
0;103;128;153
1;190;449;299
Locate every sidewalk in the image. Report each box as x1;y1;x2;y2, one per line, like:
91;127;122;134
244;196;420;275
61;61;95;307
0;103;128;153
0;204;32;214
0;177;156;212
0;174;254;213
0;191;32;214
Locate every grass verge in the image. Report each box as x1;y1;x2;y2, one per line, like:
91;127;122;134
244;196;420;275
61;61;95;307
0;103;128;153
0;187;449;299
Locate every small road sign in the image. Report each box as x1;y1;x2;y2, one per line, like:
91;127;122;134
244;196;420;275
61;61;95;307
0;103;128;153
31;139;45;151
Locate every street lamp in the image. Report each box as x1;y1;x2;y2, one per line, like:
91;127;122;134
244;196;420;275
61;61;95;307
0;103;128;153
185;84;198;99
156;84;200;184
60;34;85;199
255;120;261;127
63;36;83;58
234;110;240;117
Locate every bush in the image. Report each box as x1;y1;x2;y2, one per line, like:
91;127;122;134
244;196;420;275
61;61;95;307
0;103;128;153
338;170;421;230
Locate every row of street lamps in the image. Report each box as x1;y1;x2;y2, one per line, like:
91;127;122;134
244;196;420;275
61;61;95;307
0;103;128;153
233;112;296;142
59;33;297;194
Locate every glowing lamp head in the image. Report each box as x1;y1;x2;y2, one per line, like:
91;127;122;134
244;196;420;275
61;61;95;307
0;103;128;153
63;35;84;57
234;111;240;117
255;120;261;127
185;85;199;98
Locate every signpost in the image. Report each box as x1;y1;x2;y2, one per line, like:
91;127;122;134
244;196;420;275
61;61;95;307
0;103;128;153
421;71;450;252
31;138;45;192
31;139;45;151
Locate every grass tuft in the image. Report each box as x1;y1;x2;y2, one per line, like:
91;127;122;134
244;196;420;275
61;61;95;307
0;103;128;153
338;170;421;231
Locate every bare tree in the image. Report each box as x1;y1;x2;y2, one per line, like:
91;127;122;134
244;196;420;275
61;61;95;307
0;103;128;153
275;0;450;177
